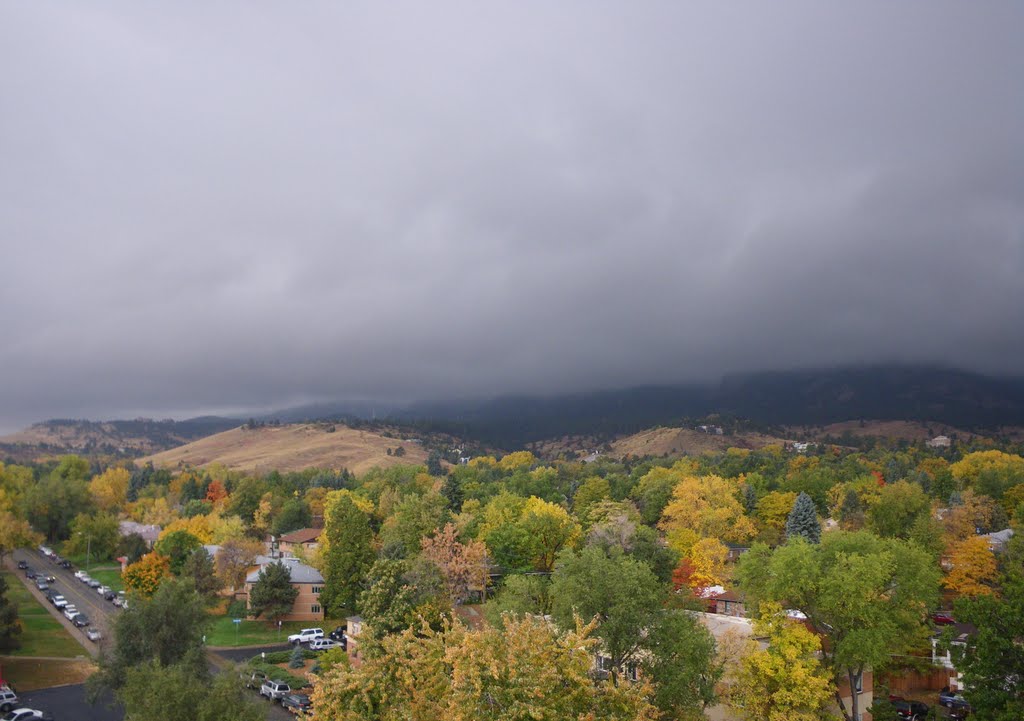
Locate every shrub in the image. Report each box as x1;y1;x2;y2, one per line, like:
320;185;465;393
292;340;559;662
226;600;248;618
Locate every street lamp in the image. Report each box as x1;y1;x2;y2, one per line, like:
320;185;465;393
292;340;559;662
77;532;91;572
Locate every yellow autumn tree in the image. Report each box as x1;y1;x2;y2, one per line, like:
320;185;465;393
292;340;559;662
520;496;581;573
497;451;536;472
726;603;834;721
944;536;998;597
123;551;172;598
659;474;756;556
689;537;730;588
950;450;1024;487
89;467;131;512
755;492;797;546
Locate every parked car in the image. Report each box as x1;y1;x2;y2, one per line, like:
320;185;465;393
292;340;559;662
103;590;118;601
931;612;956;626
23;569;35;579
287;628;324;645
112;596;123;607
260;680;291;701
0;690;19;712
939;688;972;713
34;580;48;592
97;585;111;596
59;560;72;569
73;570;87;580
85;628;102;642
87;579;101;589
309;638;340;652
63;605;79;620
889;695;929;720
51;556;63;566
51;595;67;609
280;693;313;713
15;561;27;570
328;626;347;642
72;614;90;628
45;589;59;603
1;709;53;721
242;670;267;690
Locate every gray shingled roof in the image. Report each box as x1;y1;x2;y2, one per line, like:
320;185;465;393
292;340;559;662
245;558;324;584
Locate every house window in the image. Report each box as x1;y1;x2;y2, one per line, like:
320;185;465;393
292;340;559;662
312;604;321;614
853;672;863;694
312;586;322;594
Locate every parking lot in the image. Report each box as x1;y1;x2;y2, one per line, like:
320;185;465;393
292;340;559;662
12;548;120;655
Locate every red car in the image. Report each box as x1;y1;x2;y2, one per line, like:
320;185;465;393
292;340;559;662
931;612;955;626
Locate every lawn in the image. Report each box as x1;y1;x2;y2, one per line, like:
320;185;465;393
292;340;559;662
1;571;85;658
87;566;124;592
205;614;345;647
0;657;96;691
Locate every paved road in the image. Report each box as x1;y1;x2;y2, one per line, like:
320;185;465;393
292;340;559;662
14;683;123;721
12;548;120;654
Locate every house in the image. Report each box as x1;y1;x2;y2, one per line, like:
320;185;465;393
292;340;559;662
982;527;1014;553
243;558;325;622
278;528;322;558
118;520;162;548
926;435;952;449
708;589;747;617
345;616;363;665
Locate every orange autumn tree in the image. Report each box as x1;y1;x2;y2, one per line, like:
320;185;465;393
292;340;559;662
944;536;998;597
420;523;491;604
123;551;172;598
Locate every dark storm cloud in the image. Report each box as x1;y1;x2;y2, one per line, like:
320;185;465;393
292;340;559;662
1;1;1023;430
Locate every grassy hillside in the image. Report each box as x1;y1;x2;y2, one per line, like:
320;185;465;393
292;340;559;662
0;416;239;462
141;423;429;474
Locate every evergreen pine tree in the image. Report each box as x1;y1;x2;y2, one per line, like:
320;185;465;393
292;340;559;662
785;492;821;543
742;484;758;515
289;644;305;668
248;561;299;623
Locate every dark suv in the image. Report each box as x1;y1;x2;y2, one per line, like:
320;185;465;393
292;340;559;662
889;696;929;720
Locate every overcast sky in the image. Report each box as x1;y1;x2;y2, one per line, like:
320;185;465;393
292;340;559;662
1;2;1023;431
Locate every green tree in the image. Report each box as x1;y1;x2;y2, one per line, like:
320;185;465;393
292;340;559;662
378;491;449;558
866;480;932;539
24;473;92;541
736;531;941;721
181;548;220;601
785;492;821;544
641;609;720;719
0;573;22;653
154;530;204;575
118;660;264;721
91;577;210;695
320;492;375;615
357;558;419;643
248;561;299;623
484;574;552;625
65;512;121;561
272;497;312;536
550;545;664;684
952;559;1024;720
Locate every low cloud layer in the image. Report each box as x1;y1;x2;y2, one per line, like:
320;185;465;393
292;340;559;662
2;2;1022;430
